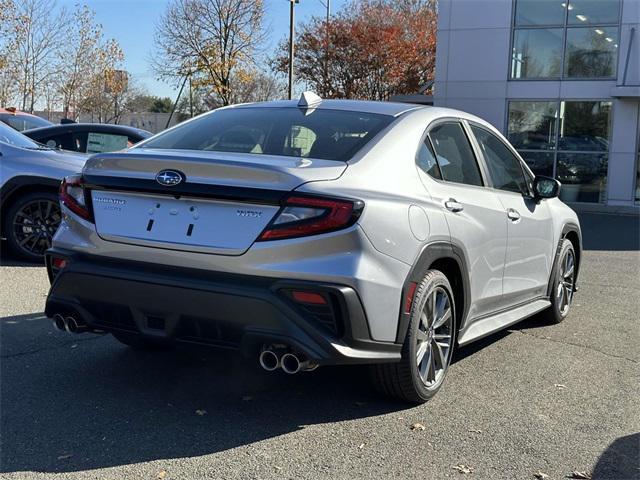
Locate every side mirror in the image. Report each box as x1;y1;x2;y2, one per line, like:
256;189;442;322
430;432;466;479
533;175;561;200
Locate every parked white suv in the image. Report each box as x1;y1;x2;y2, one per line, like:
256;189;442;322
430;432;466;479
45;95;581;403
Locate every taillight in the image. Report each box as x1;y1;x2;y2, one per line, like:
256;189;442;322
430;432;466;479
258;195;364;241
60;175;92;222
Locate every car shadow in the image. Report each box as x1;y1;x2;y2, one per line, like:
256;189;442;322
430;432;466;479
0;243;42;267
592;433;640;479
0;312;411;474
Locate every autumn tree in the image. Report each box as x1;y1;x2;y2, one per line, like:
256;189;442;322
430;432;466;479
274;0;437;100
0;0;18;105
152;0;267;106
11;0;71;112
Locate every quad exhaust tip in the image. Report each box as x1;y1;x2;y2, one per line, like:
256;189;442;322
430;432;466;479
259;349;280;371
53;314;66;331
281;353;301;374
52;314;88;334
65;316;85;334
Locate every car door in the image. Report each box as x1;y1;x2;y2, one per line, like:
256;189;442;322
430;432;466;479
417;120;508;321
469;123;555;307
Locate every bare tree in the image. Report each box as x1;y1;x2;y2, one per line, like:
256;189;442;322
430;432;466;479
57;5;104;119
153;0;267;106
0;0;19;106
12;0;70;112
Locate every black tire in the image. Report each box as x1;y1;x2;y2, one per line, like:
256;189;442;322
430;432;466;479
372;270;457;403
542;239;577;324
111;331;171;351
3;190;61;262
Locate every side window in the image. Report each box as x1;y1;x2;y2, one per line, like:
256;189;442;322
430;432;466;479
41;133;75;151
471;126;529;195
416;136;442;179
86;132;128;153
428;122;483;187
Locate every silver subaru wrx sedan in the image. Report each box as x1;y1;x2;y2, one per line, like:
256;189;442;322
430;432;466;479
45;93;581;403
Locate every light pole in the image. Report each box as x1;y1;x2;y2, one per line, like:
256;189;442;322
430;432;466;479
287;0;300;100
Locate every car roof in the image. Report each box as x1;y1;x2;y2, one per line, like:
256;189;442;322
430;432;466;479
0;108;43;118
24;123;152;137
228;99;425;117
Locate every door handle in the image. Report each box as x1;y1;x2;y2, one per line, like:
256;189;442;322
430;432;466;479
507;208;521;221
444;198;464;213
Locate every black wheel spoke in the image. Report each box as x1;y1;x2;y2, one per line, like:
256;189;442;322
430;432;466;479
12;199;59;256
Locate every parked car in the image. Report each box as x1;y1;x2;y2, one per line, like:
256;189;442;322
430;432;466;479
45;94;582;403
0;107;53;131
0;122;86;261
23;123;152;154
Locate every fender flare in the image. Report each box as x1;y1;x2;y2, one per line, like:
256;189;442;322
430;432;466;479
547;222;582;296
395;241;471;344
0;175;61;209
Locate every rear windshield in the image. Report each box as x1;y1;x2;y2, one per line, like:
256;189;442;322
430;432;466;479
140;107;394;161
0;113;51;131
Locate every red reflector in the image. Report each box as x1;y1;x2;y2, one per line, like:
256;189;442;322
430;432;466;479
404;282;417;313
291;291;327;305
52;257;67;269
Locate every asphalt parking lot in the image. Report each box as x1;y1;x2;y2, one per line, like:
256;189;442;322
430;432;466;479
1;212;638;480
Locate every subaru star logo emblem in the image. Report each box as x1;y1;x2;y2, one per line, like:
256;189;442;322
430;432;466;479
156;170;183;187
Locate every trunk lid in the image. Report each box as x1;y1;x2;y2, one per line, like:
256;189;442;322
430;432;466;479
84;149;346;255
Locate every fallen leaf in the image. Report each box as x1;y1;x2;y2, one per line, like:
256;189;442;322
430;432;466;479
195;409;207;416
554;384;567;389
568;471;591;479
534;471;550;479
57;454;72;460
157;470;167;479
468;428;482;434
453;464;473;474
410;422;426;431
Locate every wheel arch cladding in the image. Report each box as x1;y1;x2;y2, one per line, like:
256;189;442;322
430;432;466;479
0;176;61;231
395;242;470;344
1;176;60;209
563;228;581;273
547;222;582;297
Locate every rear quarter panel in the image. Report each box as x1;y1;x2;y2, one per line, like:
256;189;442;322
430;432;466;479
297;109;451;267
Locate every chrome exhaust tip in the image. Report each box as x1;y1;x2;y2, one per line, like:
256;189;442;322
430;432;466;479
259;349;280;372
65;316;87;334
281;352;318;374
52;314;66;331
281;353;301;374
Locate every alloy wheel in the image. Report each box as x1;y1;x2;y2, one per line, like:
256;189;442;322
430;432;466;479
12;199;61;257
416;286;454;388
556;249;575;315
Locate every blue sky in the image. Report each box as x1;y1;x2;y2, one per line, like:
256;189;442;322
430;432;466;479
65;0;348;99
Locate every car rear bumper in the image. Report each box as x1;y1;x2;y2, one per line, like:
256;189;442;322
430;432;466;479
44;249;401;365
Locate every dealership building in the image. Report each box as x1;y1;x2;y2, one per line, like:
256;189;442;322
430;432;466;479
433;0;639;210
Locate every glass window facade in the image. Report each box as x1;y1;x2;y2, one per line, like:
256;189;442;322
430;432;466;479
636;114;640;204
510;0;621;80
508;100;612;203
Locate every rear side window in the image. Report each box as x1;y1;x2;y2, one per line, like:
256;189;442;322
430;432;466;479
471;126;529;195
416;137;442;179
41;133;75;151
428;123;483;187
140;107;394;161
86;132;129;153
